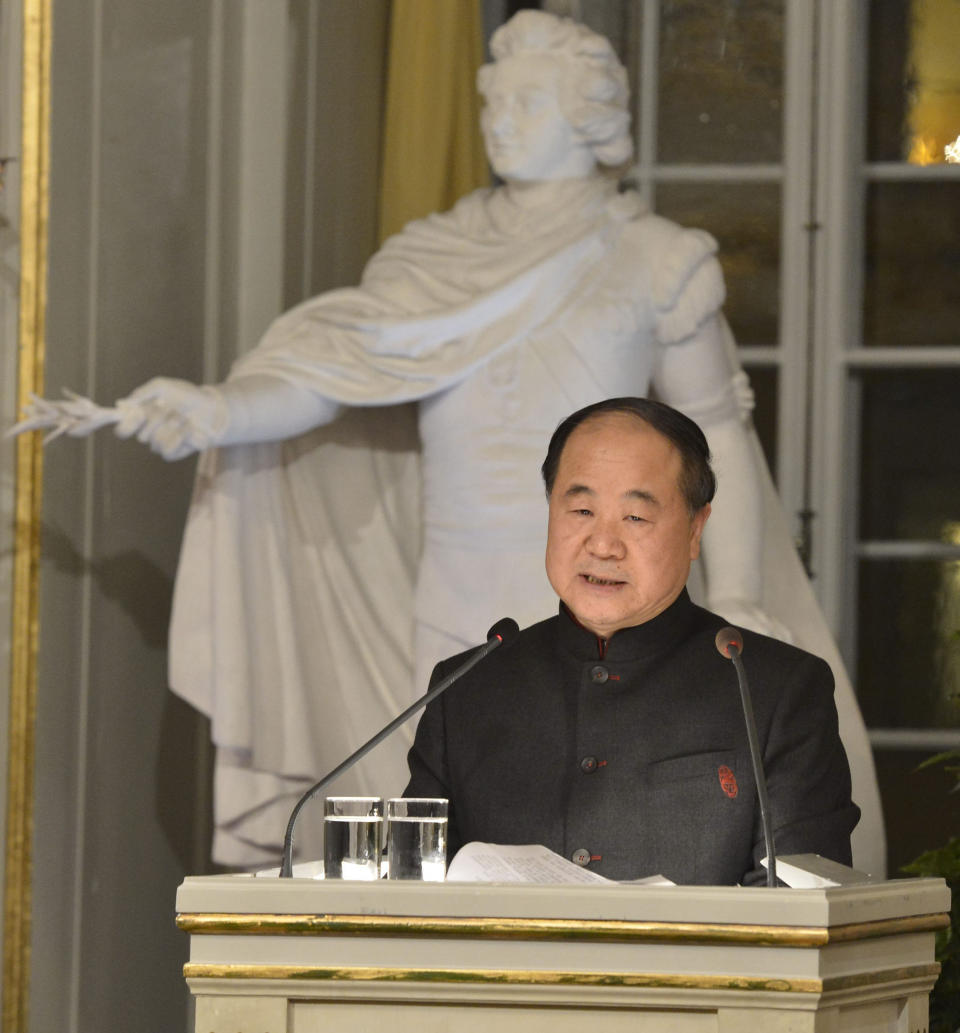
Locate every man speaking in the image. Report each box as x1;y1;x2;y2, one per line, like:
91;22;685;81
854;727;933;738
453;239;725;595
404;397;860;885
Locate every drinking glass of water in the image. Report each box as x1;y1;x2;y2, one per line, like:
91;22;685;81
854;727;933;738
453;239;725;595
386;798;448;881
323;796;383;880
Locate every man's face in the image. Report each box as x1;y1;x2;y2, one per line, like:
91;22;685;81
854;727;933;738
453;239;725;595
480;55;593;181
545;413;710;638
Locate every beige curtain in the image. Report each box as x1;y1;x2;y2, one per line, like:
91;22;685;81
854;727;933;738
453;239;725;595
378;0;490;242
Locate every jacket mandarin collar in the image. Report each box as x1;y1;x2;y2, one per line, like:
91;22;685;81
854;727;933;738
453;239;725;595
557;589;699;663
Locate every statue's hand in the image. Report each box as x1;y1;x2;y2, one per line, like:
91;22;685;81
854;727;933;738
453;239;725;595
115;377;226;460
707;598;793;644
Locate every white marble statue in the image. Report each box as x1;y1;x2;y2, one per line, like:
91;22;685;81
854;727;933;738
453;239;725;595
15;11;884;873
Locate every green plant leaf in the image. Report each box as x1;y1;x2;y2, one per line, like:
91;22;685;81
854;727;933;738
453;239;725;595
902;838;960;880
914;749;960;773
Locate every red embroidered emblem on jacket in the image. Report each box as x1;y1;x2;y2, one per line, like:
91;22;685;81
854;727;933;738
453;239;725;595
718;765;738;799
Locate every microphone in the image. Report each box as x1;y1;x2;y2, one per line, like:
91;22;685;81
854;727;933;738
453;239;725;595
714;625;743;659
279;617;520;877
714;626;777;888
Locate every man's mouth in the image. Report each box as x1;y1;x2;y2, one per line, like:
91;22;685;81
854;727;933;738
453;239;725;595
582;574;624;586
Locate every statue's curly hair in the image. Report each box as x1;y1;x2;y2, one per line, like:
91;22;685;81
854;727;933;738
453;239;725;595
477;10;633;168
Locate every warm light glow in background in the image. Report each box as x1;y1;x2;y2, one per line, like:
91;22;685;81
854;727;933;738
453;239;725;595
906;0;960;164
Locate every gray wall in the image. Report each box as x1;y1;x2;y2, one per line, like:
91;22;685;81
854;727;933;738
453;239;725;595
33;2;215;1030
28;2;386;1029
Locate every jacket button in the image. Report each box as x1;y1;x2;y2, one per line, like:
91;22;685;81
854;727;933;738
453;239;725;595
580;756;598;773
571;848;591;866
590;665;609;683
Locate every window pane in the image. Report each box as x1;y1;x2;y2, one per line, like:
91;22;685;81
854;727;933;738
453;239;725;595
866;0;909;162
857;558;960;729
858;370;960;540
873;748;960;873
657;0;784;164
862;181;960;347
574;0;635;65
656;182;780;346
867;0;960;164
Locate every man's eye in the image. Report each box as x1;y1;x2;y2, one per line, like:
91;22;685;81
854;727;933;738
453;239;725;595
573;508;592;517
626;515;647;523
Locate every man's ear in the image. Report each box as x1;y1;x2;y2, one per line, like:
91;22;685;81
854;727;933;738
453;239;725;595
689;503;711;560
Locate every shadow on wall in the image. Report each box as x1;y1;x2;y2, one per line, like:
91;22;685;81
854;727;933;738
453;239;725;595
29;519;218;872
157;691;217;873
37;520;175;650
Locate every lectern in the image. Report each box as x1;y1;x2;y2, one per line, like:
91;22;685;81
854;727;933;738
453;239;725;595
176;873;949;1032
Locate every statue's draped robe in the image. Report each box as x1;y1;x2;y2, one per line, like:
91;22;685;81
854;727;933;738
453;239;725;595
169;176;884;874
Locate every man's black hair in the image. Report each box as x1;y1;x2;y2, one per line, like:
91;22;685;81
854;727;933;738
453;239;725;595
540;397;717;513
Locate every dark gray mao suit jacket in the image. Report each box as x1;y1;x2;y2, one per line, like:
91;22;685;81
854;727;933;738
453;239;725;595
404;589;860;886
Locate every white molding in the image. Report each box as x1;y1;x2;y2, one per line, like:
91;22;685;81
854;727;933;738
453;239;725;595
809;0;865;647
776;0;818;537
868;728;960;750
71;2;105;1025
299;0;320;302
203;0;226;385
865;162;960;181
648;164;782;181
857;541;960;560
843;347;960;367
633;0;659;209
737;347;780;365
234;0;290;356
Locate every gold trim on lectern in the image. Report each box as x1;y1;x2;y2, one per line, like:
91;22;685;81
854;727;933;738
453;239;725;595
181;961;942;995
183;963;823;993
175;910;950;947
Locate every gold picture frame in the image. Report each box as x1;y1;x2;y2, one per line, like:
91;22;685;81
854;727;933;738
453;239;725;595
3;0;50;1029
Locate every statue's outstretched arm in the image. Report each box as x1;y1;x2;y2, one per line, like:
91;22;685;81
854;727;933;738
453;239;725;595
7;373;338;461
114;374;339;460
652;314;791;640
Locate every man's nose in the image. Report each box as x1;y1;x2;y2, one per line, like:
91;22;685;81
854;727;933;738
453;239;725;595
586;522;626;560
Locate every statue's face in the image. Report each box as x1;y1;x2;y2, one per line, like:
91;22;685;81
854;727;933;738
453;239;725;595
480;55;595;181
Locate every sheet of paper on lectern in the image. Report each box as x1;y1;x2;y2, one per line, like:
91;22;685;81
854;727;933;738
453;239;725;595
446;842;674;886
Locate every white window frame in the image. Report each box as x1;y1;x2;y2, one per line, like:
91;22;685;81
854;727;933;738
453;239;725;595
810;0;960;751
631;0;815;553
633;0;960;750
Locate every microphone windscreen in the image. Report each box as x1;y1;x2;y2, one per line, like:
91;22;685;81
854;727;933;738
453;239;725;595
487;617;520;647
715;626;744;658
